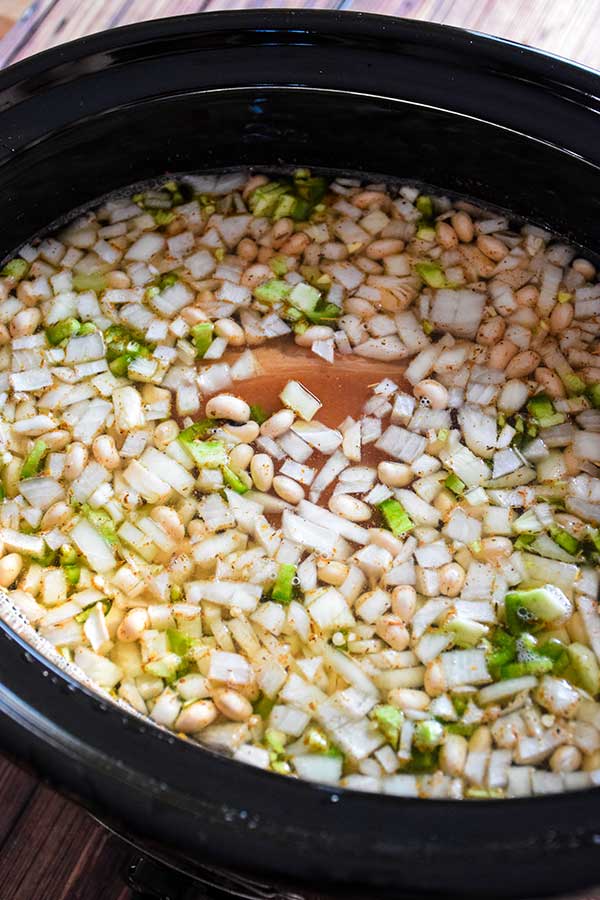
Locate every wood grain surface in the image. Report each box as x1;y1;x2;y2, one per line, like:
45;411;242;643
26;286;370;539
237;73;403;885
0;1;599;898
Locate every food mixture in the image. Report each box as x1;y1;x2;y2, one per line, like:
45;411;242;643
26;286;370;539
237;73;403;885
0;170;598;799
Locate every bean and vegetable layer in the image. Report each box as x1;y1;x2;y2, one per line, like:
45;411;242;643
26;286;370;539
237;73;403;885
0;170;599;798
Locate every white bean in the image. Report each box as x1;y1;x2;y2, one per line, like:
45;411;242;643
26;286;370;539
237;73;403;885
375;614;409;651
424;659;446;696
260;409;295;438
413;379;449;410
153;420;179;450
223;421;260;443
0;553;22;588
505;349;541;379
117;607;149;643
151;506;185;542
175;700;218;733
294;326;335;348
378;461;413;487
10;308;41;338
92;434;120;470
388;688;430;711
329;494;372;522
63;443;88;481
368;528;404;557
317;560;349;586
229;443;254;472
451;211;474;243
272;475;304;504
549;745;581;773
205;394;250;423
438;563;465;597
215;318;246;346
476;234;507;262
391;586;417;621
250;453;274;492
213;689;253;721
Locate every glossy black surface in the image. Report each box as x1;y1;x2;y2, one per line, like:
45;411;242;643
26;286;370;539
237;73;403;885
0;11;599;899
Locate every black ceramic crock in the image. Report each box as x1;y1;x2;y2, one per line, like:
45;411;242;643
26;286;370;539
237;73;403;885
0;11;599;899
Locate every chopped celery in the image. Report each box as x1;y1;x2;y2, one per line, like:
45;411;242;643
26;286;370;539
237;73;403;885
270;256;288;276
105;324;153;375
158;271;179;291
402;747;439;774
378;498;414;536
178;419;216;442
153;209;176;226
170;584;183;602
254;279;291;304
557;291;572;303
445;616;487;648
72;272;107;293
82;504;119;546
451;694;469;717
249;172;327;222
167;629;196;657
293;170;328;209
21;440;48;479
271;760;292;775
305;302;342;325
465;787;504;799
586;383;600;409
373;704;403;749
416;225;436;241
567;643;600;695
60;545;81;586
527;393;565;428
513;533;537;551
78;323;97;336
190;322;214;358
46;317;81;345
444;473;466;495
75;599;110;625
30;541;57;566
180;438;227;469
253;693;276;719
504;584;572;634
415;261;445;289
249;182;293;219
1;258;29;281
422;319;434;335
145;653;182;680
414;719;444;751
538;637;569;674
487;629;517;677
249;404;269;425
446;722;478;738
221;465;249;494
562;372;586;396
265;728;287;755
306;726;329;753
550;527;580;556
289;282;321;314
416;195;434;219
271;563;296;605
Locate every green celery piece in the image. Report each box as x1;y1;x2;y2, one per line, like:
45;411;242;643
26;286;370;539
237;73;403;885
415;261;445;288
562;372;587;396
190;322;214;358
416;195;434;219
178;419;216;443
450;694;469;717
550;526;580;556
271;563;296;605
158;271;179;290
145;653;182;680
504;585;571;634
270;256;288;276
305;302;342;325
567;642;600;695
78;323;97;336
46;317;81;346
402;747;439;774
465;787;504;799
63;564;81;586
513;533;537;551
249;404;269;425
170;584;183;602
75;599;110;625
538;638;569;674
446;722;477;738
254;279;291;304
414;719;444;751
105;324;152;358
249;182;291;218
445;616;487;648
181;439;227;469
222;465;249;494
444;473;466;495
289;282;321;314
378;498;414;536
0;483;5;501
153;209;176;226
273;193;298;221
270;760;292;775
293;170;328;207
264;728;286;755
72;272;106;293
82;504;119;546
1;259;29;281
501;657;554;679
109;354;135;376
60;545;81;585
21;440;48;479
486;629;517;677
58;646;73;663
586;383;600;409
29;541;57;567
416;225;436;241
373;705;403;749
527;393;555;422
167;629;196;657
253;693;276;719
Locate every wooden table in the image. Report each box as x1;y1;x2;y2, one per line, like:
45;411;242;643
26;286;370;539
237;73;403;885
1;1;600;897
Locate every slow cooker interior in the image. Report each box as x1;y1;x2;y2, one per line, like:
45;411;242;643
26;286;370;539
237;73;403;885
1;12;600;900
